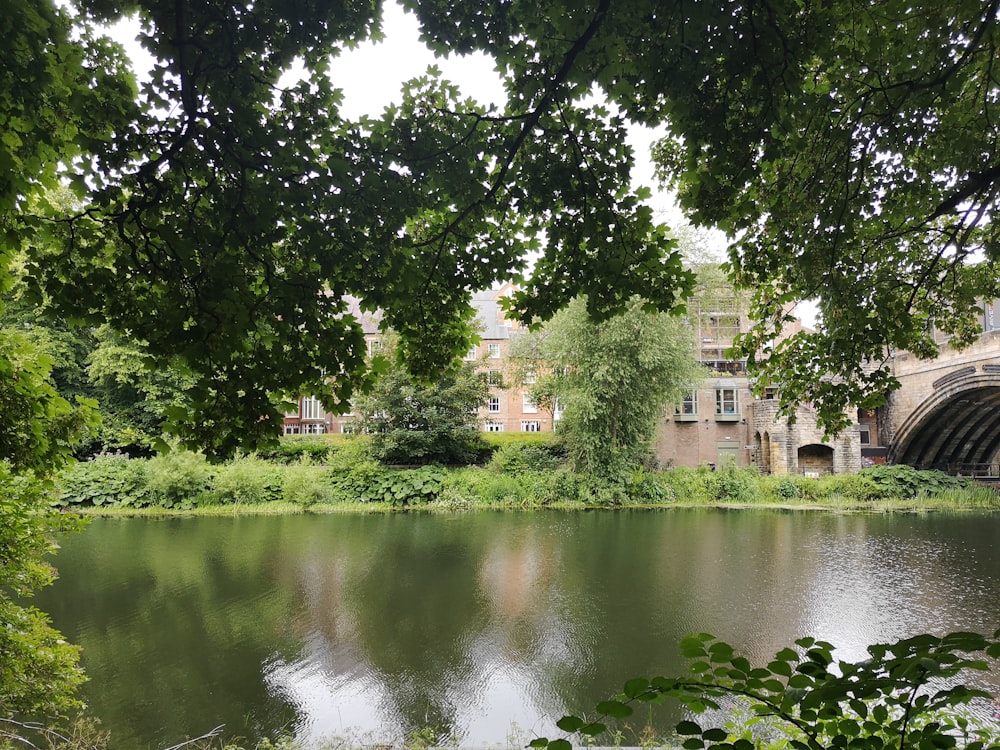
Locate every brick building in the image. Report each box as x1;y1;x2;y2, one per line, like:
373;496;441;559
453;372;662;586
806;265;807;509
283;283;866;475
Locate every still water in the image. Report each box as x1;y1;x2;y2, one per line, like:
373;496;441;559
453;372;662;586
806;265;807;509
35;509;1000;748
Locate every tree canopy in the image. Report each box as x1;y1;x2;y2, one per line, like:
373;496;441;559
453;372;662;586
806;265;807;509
4;0;999;451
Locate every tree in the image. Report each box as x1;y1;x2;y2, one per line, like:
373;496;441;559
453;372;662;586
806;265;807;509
646;0;1000;432
409;0;1000;430
357;346;489;466
10;0;693;457
511;296;703;477
5;0;1000;443
85;326;196;454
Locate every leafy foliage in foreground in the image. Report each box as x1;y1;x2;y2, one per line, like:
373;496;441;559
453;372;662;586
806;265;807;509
532;631;1000;750
0;465;86;717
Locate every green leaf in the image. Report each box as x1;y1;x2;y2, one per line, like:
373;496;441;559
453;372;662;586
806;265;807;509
596;700;633;719
623;677;650;698
556;716;584;733
676;721;703;735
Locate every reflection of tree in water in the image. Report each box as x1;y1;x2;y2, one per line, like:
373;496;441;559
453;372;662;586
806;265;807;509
36;517;303;749
42;511;1000;747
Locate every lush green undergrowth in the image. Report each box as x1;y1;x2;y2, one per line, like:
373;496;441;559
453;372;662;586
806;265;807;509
54;438;1000;513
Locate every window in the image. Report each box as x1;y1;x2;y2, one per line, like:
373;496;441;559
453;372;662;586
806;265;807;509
676;389;698;417
484;421;504;432
859;424;871;445
464;346;477;361
553;398;565;419
367;338;383;356
524;368;537;385
283;424;301;435
285;403;300;418
301;396;325;421
521;420;541;432
522;392;537;413
341;422;357;434
486;369;503;387
303;423;326;434
487;343;501;359
714;388;739;419
488;396;501;413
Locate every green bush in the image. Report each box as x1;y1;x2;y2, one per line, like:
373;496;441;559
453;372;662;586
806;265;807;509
281;459;335;506
488;441;564;474
329;463;447;505
145;450;212;509
58;453;150;507
860;464;970;498
325;435;374;471
209;455;283;505
774;476;802;500
254;435;340;464
707;467;758;503
626;470;674;503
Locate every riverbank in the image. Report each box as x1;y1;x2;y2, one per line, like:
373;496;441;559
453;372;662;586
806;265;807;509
57;437;1000;516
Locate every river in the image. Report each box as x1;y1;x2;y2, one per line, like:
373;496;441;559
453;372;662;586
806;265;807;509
34;508;1000;748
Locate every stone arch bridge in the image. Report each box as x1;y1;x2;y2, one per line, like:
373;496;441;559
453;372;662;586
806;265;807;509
884;330;1000;475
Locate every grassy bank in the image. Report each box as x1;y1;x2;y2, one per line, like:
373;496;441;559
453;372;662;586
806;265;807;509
57;436;1000;515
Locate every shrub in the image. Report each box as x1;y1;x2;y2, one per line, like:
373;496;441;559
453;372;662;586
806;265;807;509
774;476;802;500
254;435;339;464
329;464;446;505
488;441;564;474
659;466;711;503
209;455;283;505
626;470;674;504
58;453;149;507
324;435;372;469
145;450;212;509
859;464;970;498
281;459;335;506
707;467;757;503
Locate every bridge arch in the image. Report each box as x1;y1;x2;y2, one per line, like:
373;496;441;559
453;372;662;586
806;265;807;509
889;373;1000;469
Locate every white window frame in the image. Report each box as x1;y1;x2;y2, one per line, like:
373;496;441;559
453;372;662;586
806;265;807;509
484;421;504;432
488;396;501;413
487;343;501;359
522;392;538;414
301;396;326;421
521;420;541;432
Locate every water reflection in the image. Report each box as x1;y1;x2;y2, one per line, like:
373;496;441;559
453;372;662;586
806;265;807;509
34;509;1000;749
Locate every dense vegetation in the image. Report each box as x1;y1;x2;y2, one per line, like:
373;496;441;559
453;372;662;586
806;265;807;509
54;437;1000;513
